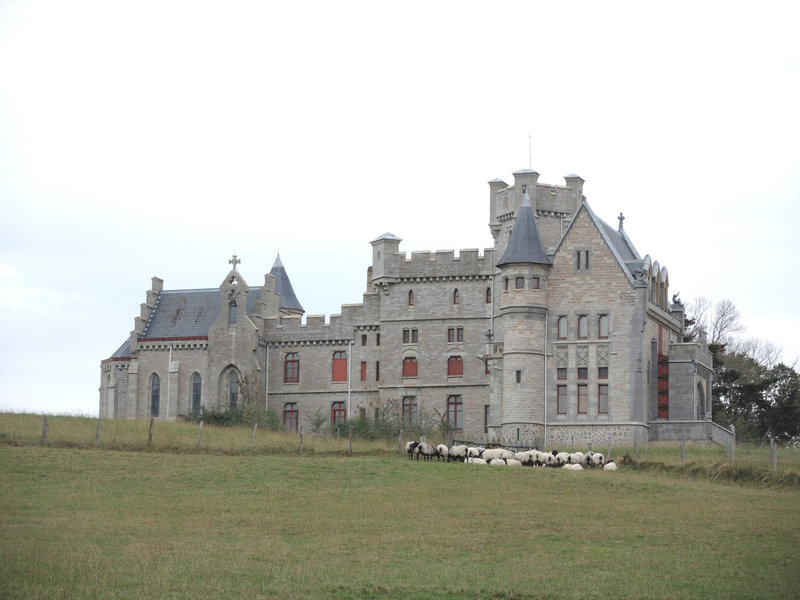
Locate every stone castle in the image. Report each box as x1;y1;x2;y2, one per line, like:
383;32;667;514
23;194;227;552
100;169;730;447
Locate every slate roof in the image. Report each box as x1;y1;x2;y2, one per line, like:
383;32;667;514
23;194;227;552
270;255;304;314
140;289;221;338
496;189;551;267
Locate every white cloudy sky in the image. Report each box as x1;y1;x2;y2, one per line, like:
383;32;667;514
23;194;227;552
1;1;798;416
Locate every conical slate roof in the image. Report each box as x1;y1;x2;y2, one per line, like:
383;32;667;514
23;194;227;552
496;189;551;267
270;255;304;314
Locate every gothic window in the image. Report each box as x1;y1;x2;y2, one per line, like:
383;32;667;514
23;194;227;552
283;402;298;431
578;315;588;339
191;373;201;415
486;287;492;304
557;385;567;414
150;374;160;418
332;351;348;382
284;353;299;383
598;385;609;414
557;316;568;340
402;357;418;378
577;384;588;414
453;289;460;305
599;314;609;339
229;371;239;408
447;395;462;431
447;356;463;377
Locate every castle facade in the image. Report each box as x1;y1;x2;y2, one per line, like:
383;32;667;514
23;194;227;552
100;169;726;447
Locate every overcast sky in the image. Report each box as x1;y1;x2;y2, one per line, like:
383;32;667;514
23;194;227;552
1;1;798;416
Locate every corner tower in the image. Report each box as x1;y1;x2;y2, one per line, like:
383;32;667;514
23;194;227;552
494;185;551;445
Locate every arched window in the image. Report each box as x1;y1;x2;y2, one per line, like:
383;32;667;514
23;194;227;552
191;373;201;415
331;401;346;426
332;351;347;382
283;402;298;431
284;352;299;383
486;287;492;304
408;290;414;306
453;288;459;305
402;356;418;378
150;374;160;417
229;371;239;408
447;395;462;431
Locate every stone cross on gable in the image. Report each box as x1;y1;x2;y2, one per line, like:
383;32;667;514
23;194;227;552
229;254;241;271
618;212;625;231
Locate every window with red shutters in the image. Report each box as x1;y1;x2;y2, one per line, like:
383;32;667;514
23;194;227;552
332;351;347;382
402;357;418;378
447;356;463;376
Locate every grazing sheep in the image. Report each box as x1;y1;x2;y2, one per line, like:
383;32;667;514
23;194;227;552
499;449;516;461
541;452;556;467
448;444;468;462
467;457;487;465
603;461;617;471
467;446;485;458
436;444;449;462
515;450;535;466
482;448;504;462
489;458;507;466
568;452;584;465
588;452;605;468
405;441;419;460
555;452;570;467
505;458;522;467
415;442;438;462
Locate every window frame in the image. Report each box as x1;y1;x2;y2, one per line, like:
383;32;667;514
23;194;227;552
332;351;348;382
331;401;346;427
447;356;464;377
447;395;463;431
402;396;417;425
598;384;609;414
191;373;201;415
283;402;298;431
598;314;609;339
151;373;160;418
578;315;588;339
515;276;525;289
556;385;567;415
402;356;418;378
557;316;568;340
577;384;588;414
284;352;299;383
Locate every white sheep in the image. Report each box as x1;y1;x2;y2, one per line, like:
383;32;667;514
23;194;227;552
568;452;584;465
448;444;468;462
498;448;516;461
436;444;449;462
467;457;487;465
555;452;570;467
588;452;605;468
603;461;617;471
562;463;584;471
488;458;507;466
482;448;504;462
505;458;522;467
515;450;535;466
467;446;485;458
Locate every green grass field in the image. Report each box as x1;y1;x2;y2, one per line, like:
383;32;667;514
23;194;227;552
1;415;799;599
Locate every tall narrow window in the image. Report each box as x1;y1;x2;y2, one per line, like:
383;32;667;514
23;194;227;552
402;357;418;378
599;314;609;339
484;405;490;433
361;334;367;346
229;371;239;408
360;361;367;381
447;356;463;376
557;385;567;414
284;352;299;383
447;395;462;431
577;384;588;414
376;333;380;346
576;249;590;271
408;290;414;306
457;327;463;342
531;276;540;289
332;351;348;382
375;361;380;381
557;316;568;340
150;374;160;417
453;289;459;305
448;327;455;343
503;277;509;291
402;396;417;425
191;373;201;415
486;287;492;304
598;385;609;414
331;401;346;426
578;315;588;339
283;402;298;431
515;370;522;383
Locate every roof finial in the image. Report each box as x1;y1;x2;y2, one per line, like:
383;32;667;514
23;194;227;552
229;254;241;271
618;212;625;231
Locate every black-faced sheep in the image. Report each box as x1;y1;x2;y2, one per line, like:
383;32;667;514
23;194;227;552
405;441;419;460
415;442;438;462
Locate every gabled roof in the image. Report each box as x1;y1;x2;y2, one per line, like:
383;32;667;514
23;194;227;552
553;200;642;285
496;189;551;267
139;289;222;338
270;255;304;314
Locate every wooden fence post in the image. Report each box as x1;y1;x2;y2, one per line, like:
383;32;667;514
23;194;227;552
299;426;303;455
41;416;48;446
398;429;403;455
96;418;101;448
348;425;353;457
249;422;258;454
148;417;154;449
680;438;685;462
771;438;778;471
197;420;203;450
730;439;735;464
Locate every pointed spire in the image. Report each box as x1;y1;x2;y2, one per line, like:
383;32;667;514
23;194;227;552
496;186;551;267
270;255;304;314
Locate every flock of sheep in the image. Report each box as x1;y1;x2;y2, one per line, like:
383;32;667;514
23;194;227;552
406;441;618;471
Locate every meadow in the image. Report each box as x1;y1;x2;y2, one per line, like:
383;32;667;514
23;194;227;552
1;414;799;599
